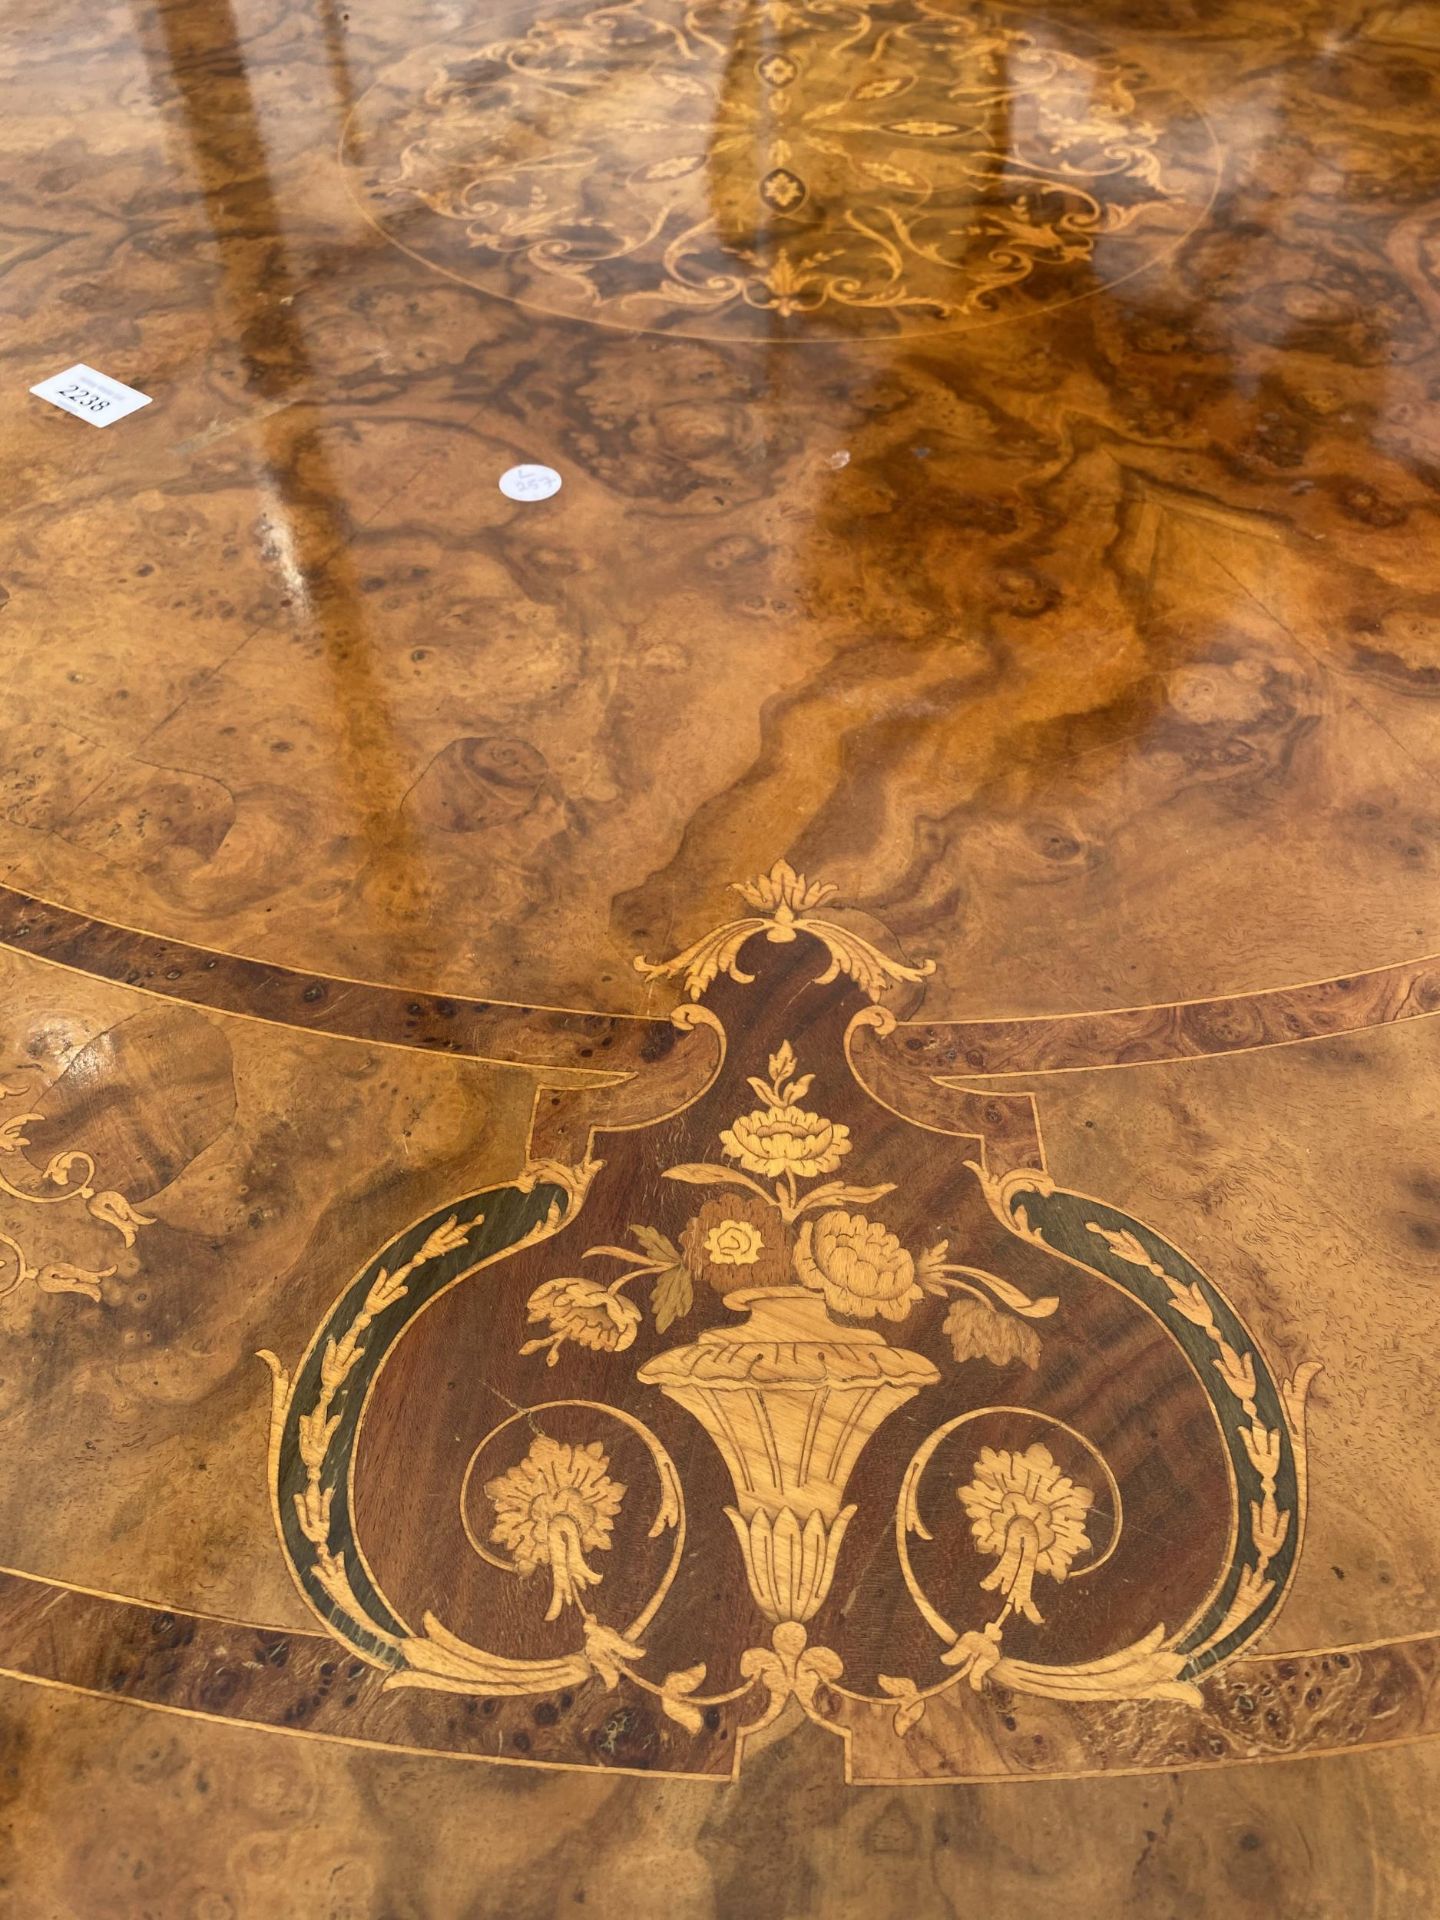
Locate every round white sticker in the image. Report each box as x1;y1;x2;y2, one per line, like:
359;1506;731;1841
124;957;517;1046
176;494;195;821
499;463;563;502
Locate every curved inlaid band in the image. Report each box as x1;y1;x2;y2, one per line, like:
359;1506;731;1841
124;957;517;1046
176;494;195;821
4;882;1439;1076
0;884;666;1076
903;957;1440;1077
0;1564;1432;1783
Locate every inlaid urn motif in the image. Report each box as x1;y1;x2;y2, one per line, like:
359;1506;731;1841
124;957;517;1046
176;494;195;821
265;861;1318;1781
640;1286;939;1623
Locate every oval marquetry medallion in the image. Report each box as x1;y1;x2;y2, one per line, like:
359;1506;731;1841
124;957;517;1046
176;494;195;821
344;0;1221;341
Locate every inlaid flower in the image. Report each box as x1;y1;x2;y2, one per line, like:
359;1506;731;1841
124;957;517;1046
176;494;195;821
958;1444;1093;1626
704;1219;764;1265
486;1436;625;1621
794;1210;921;1322
681;1195;790;1298
943;1295;1040;1369
522;1275;641;1362
720;1104;851;1181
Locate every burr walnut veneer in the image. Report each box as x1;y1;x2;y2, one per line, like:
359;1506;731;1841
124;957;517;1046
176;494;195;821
3;0;1440;1909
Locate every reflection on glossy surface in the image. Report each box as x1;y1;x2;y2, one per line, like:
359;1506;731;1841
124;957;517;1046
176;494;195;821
4;0;1440;1903
345;0;1219;339
4;0;1440;1020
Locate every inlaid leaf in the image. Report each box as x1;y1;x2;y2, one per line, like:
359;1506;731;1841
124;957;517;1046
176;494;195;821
88;1189;155;1247
971;1268;1058;1319
1163;1275;1214;1329
1087;1222;1164;1278
630;1223;680;1266
862;161;923;189
35;1262;111;1302
796;1181;897;1214
583;1621;646;1689
769;1041;797;1084
888;118;962;137
1241;1422;1281;1480
1215;1341;1257;1404
637;154;703;181
0;1111;37;1151
660;1692;704;1734
652;1262;694;1333
663;1163;770;1200
878;1673;926;1736
418;1214;477;1262
43;1149;88;1188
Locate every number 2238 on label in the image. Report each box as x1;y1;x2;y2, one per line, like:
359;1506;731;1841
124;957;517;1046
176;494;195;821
30;364;152;428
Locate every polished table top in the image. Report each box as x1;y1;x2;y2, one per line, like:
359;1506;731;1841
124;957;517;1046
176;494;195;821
3;0;1440;1909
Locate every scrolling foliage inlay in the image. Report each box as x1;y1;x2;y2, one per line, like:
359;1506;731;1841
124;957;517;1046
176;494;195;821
265;864;1317;1780
0;1067;154;1310
345;0;1220;342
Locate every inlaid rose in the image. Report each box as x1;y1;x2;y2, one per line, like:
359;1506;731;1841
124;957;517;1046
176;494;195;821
681;1194;790;1297
794;1210;922;1322
704;1219;764;1265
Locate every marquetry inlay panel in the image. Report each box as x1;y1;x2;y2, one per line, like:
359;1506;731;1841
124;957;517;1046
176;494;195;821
262;866;1315;1780
345;0;1220;340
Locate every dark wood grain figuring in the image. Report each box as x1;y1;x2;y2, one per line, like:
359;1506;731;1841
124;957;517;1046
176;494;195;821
0;884;666;1077
896;953;1440;1075
3;1676;1437;1919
